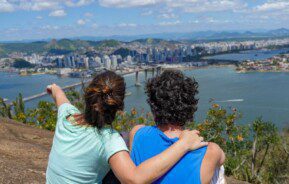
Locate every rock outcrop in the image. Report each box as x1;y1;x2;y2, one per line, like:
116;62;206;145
0;118;53;184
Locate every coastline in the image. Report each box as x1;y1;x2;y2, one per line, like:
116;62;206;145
174;63;237;72
237;69;289;73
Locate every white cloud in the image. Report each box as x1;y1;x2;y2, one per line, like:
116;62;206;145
36;16;43;19
0;0;14;12
98;0;246;13
188;20;200;24
255;1;289;12
118;23;137;27
84;12;93;17
158;20;181;26
20;1;60;11
141;10;153;16
92;23;98;28
0;0;94;12
99;0;160;8
172;0;247;13
158;12;177;19
49;9;67;17
77;19;86;25
41;25;59;30
65;0;95;7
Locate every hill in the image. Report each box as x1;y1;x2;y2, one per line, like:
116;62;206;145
1;28;289;57
0;39;122;57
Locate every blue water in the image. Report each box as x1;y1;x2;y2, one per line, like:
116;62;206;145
1;49;289;129
0;73;81;108
204;48;289;61
124;67;289;128
1;67;289;128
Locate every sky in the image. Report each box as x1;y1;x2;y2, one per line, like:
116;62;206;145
0;0;289;41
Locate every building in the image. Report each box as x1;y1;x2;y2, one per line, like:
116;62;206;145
57;68;72;77
103;55;111;70
110;55;118;70
84;57;89;69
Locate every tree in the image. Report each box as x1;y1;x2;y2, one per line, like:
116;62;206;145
12;93;26;123
0;97;12;119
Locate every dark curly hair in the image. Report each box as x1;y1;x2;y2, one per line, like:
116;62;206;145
146;70;198;126
83;71;125;129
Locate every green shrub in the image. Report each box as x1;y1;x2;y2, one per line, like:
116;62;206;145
1;93;288;183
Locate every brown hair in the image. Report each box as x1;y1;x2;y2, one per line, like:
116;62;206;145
83;71;125;129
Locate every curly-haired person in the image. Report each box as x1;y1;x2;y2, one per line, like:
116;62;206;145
45;71;208;184
130;70;225;184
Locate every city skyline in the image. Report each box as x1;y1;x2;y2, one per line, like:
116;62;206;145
1;0;289;41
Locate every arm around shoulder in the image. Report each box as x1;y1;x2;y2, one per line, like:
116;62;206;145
110;129;208;184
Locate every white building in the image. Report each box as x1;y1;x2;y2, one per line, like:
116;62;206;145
84;57;89;69
94;56;102;67
110;55;118;70
57;68;72;77
103;55;111;70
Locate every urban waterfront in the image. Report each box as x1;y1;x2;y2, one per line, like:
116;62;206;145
204;47;289;61
1;65;289;129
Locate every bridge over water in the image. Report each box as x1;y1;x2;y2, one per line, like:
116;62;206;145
6;66;162;106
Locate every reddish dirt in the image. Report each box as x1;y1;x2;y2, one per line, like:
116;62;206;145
0;118;53;184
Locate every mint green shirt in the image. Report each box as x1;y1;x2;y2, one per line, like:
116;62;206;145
46;103;128;184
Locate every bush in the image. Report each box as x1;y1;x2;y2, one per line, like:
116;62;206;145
1;93;288;183
26;101;57;131
188;104;288;184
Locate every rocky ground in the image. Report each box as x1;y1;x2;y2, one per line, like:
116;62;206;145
0;118;52;184
0;118;249;184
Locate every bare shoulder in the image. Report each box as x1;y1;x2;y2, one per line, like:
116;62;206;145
206;142;225;166
201;142;226;184
207;142;221;152
129;124;145;150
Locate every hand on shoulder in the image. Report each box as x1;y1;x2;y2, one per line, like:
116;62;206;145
179;130;208;151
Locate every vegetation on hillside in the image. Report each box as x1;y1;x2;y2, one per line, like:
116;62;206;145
0;89;288;183
1;41;47;55
0;39;121;57
97;39;120;48
13;59;35;68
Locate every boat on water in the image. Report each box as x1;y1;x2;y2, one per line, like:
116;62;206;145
216;99;244;103
125;92;132;96
135;83;142;87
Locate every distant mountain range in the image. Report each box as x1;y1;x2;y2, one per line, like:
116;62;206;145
0;28;289;57
71;28;289;42
1;28;289;43
0;39;122;57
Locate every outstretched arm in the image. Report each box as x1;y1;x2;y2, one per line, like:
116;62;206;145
47;84;70;107
110;130;208;184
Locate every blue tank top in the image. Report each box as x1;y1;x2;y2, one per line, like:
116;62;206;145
130;126;207;184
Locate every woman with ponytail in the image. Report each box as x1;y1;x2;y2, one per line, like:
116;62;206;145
46;71;208;184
